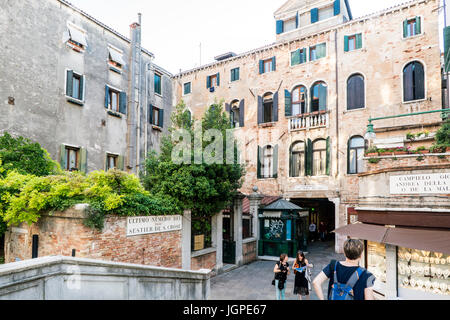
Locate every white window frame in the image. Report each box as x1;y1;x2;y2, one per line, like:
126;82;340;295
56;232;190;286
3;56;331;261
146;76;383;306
66;22;87;52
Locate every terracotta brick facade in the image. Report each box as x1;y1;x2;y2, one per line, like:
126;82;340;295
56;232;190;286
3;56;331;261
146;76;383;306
242;240;257;265
191;251;216;271
4;207;182;268
173;0;444;252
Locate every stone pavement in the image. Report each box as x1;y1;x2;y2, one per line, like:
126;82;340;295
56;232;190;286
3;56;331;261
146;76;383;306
210;240;345;300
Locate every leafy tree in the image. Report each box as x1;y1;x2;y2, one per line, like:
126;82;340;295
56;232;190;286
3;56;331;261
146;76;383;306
141;100;245;219
0;132;59;177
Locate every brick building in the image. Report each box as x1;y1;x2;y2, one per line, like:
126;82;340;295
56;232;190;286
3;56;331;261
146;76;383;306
173;0;446;257
0;0;173;175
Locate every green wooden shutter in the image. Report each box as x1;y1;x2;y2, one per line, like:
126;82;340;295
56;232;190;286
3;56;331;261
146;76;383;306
104;85;110;108
257;96;263;124
334;0;341;15
273;145;278;179
285;89;292;117
344;36;349;52
311;8;319;23
79;75;84;101
291;49;300;66
276;20;284;34
119;92;127;114
149;105;153;124
301;48;307;63
80;148;87;173
326;137;331;176
289;145;293;177
403;20;408;38
257;146;261;179
239;99;245;127
306;139;312;176
304;141;308;176
272;57;276;71
118;155;125;171
66;70;73;97
60;145;67;170
206;76;211;88
158;109;164;128
356;34;363;49
216;73;220;86
259;60;264;74
273;91;279;122
415;16;421;35
105;154;109;171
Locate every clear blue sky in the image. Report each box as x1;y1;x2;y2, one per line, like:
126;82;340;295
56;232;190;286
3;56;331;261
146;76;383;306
66;0;441;74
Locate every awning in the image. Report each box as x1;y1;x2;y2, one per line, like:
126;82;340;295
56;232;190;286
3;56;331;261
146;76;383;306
108;47;125;66
68;25;87;47
334;223;450;255
334;223;388;243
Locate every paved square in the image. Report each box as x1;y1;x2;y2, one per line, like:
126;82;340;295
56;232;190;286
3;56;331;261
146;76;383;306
210;241;345;300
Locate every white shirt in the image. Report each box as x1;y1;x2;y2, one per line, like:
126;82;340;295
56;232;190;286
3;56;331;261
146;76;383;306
309;223;317;232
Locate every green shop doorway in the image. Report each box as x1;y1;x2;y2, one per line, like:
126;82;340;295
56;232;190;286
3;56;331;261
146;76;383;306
258;199;309;258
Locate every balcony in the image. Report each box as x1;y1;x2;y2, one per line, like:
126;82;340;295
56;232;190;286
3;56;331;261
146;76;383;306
289;111;329;132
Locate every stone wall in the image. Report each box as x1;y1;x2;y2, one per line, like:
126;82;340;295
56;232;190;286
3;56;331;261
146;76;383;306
0;256;210;300
4;206;182;269
191;250;216;271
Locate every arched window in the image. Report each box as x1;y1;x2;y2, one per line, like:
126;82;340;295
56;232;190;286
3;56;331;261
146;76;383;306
311;82;327;113
403;61;425;102
230;100;240;128
263;92;273;123
348;136;365;174
312;139;327;176
182;109;192;127
347;74;365;110
290;141;305;177
292;86;307;116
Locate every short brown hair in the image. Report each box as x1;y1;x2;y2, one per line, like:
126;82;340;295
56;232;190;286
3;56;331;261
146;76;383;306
343;239;364;260
279;253;288;262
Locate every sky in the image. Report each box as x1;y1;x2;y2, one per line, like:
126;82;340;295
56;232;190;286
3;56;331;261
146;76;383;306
66;0;440;74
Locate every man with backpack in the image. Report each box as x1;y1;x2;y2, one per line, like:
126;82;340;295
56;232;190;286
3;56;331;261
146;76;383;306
312;239;376;300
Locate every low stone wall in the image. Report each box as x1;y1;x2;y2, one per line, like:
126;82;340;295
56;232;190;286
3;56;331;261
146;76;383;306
0;256;210;300
191;249;216;271
242;239;257;265
4;206;182;269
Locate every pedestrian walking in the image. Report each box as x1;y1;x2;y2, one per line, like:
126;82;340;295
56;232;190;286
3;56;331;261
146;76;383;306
308;222;317;242
293;251;313;300
312;239;376;300
273;253;290;300
319;221;327;241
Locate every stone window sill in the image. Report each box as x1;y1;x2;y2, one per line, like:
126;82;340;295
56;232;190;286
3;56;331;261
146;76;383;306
66;97;84;106
107;110;123;118
152;125;162;131
191;247;217;258
258;122;277;128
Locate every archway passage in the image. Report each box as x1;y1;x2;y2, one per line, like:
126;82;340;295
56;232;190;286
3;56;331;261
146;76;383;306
290;198;335;252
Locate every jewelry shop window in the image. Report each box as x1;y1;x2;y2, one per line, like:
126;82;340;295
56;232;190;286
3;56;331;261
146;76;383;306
367;241;387;295
398;247;449;297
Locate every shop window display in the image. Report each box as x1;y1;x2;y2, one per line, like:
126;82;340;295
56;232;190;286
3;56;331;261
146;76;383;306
367;242;387;294
398;247;450;296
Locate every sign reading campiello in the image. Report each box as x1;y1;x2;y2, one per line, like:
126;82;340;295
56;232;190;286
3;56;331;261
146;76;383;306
127;215;182;236
390;173;450;194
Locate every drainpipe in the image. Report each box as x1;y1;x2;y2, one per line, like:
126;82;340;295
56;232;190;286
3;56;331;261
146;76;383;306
334;29;340;177
136;13;143;173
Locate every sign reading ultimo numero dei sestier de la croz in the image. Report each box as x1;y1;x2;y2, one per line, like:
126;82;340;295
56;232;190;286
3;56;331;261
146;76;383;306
127;215;182;236
390;173;450;195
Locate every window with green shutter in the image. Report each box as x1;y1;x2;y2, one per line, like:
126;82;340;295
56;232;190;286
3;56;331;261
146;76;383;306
345;33;363;52
66;70;85;103
154;73;162;95
404;17;421;38
310;43;326;61
231;68;240;82
184;82;191;95
291;48;306;66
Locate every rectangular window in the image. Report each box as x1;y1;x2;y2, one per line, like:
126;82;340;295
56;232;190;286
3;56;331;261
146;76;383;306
263;59;273;73
67;23;87;51
184;82;191;95
108;89;120;112
210;74;217;87
242;216;252;239
404;17;421;38
106;154;118;170
310;43;326;61
345;33;363;52
291;48;306;66
284;18;297;32
348;35;356;51
108;46;125;69
66;70;84;102
65;147;80;171
152;107;160;126
154;73;162;95
407;19;417;37
318;5;334;21
231;68;240;82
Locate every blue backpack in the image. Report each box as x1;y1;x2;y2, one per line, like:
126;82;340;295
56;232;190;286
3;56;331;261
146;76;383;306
329;261;363;300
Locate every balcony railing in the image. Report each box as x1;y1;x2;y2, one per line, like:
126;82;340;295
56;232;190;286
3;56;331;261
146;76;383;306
289;111;329;132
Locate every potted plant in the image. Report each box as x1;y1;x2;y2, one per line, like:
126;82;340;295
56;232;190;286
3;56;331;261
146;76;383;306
431;119;450;153
378;148;393;156
406;132;415;141
416;146;429;154
394;147;409;155
365;146;379;157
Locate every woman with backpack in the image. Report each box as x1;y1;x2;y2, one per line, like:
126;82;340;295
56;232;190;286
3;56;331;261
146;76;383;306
293;251;313;300
273;253;290;300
